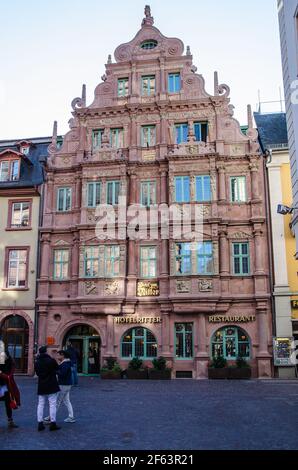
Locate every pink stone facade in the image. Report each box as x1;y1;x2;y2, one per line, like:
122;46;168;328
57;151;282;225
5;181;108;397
37;7;273;378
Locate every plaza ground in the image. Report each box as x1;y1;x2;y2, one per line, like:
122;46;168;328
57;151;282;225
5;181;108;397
1;377;298;450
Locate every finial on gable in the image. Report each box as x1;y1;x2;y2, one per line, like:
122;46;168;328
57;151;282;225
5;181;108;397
186;46;191;56
142;5;154;26
214;71;219;96
52;121;58;145
247;104;253;129
107;54;112;64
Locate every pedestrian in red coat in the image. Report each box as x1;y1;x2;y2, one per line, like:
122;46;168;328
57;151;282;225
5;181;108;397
0;348;20;429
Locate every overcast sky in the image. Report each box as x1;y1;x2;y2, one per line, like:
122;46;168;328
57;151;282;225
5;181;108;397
0;0;283;140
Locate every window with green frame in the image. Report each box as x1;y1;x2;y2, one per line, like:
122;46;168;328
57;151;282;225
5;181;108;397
57;187;72;212
175;176;190;202
141;125;156;147
110;128;124;149
175;123;188;144
195;175;211;202
175;323;193;358
168;73;181;93
232;242;250;276
87;182;101;208
92;129;104;150
84;246;100;278
211;327;250;360
140;180;156;207
194;122;208;143
175;243;191;275
107;181;120;205
140;246;157;278
230;176;246;203
121;327;158;359
104;246;120;277
53;249;69;280
117;78;129;97
141;76;155;96
197;242;213;274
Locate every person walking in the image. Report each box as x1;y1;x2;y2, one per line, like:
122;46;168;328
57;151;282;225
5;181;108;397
44;350;76;424
66;341;79;386
0;346;20;429
34;346;61;432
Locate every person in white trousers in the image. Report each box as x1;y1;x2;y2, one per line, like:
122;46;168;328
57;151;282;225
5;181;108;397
35;346;61;431
44;350;76;424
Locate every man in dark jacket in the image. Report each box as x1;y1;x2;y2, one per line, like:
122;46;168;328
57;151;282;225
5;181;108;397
34;346;61;431
66;341;80;386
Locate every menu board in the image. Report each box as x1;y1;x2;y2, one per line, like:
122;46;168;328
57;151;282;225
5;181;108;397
273;337;294;366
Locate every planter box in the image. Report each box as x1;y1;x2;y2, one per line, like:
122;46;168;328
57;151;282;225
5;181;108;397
101;371;122;380
148;369;172;380
229;368;251;380
208;368;230;380
126;369;148;380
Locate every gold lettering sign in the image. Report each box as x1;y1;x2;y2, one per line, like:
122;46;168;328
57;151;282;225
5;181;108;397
208;315;256;323
137;282;160;297
291;300;298;309
115;317;162;324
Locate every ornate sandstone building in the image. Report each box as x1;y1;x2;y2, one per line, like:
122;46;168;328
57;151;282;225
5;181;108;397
37;6;272;378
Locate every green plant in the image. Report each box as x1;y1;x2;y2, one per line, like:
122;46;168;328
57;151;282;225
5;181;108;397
236;357;250;369
128;357;143;370
105;357;117;370
211;356;227;369
152;356;167;371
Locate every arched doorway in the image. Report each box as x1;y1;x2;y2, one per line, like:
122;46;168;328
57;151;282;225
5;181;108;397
63;325;101;376
0;315;29;373
211;326;251;361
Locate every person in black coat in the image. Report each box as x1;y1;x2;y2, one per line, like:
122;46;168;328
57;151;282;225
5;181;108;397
34;346;61;432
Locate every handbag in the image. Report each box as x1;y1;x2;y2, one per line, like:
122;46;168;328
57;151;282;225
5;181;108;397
7;376;18;410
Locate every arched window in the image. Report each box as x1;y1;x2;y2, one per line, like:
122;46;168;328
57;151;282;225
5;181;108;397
211;327;250;360
121;328;158;359
0;315;29;373
140;40;158;50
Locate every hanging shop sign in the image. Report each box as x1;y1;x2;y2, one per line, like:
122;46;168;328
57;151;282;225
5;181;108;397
273;337;295;367
137;281;160;297
291;300;298;309
208;315;256;323
114;316;162;325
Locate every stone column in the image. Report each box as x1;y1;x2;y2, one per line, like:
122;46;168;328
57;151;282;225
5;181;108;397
258;309;269;355
219;230;229;275
160;114;167;144
196;314;209;379
46;174;54;212
159;58;166;95
127;240;136;276
254;229;265;275
106;315;115;356
161;311;171;355
38;310;47;347
40;234;51;280
250;161;260;200
160;170;168;205
129;173;137;205
160;239;169;276
71;233;80;297
217;165;226;202
256;307;272;378
74;174;82;210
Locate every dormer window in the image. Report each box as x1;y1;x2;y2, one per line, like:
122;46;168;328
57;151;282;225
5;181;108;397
141;40;158;50
0;160;20;182
20;146;29;155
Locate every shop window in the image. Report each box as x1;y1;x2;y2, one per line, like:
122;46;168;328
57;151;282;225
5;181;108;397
194;122;208;143
117;78;129;97
168;73;181;93
230;176;247;203
140;246;157;278
175;323;193;359
233;242;250;276
53;249;69;280
106;180;120;205
6;248;28;288
175;123;188;144
141;125;156;147
10;201;31;228
195;175;211;202
211;327;250;360
104;246;120;277
121;327;158;359
140;180;156;207
87;182;101;208
175;176;190;202
141;75;155;96
57;187;72;212
110;128;124;149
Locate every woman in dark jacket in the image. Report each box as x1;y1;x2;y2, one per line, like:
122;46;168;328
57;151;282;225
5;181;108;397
0;349;20;428
34;346;60;431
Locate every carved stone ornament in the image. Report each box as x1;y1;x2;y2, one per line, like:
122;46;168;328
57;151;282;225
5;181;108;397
104;280;120;296
176;280;191;294
85;281;98;296
199;279;213;292
169;142;216;157
230;231;252;240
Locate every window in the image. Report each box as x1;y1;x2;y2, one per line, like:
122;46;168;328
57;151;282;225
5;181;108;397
168;73;181;93
0;160;20;182
233;242;250;276
142;76;155;96
175;323;193;358
53;249;69;280
211;327;250;360
57;188;72;212
140;40;158;50
230;176;246;203
194;122;208;143
92;129;104;150
175;123;188;144
140;181;156;207
20;146;29;155
7;249;28;288
117;78;129;97
87;182;101;208
140;246;157;278
196;176;211;202
121;328;158;359
107;181;120;205
175;243;191;275
110;128;124;149
141;125;156;147
11;201;30;228
197;242;213;274
105;246;120;277
175;176;190;203
84;247;100;278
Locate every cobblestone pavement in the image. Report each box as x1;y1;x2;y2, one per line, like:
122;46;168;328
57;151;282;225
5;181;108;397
1;377;298;450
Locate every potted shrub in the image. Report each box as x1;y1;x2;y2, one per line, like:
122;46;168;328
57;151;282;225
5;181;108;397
100;357;122;380
148;357;172;380
229;357;252;380
208;356;229;379
126;357;148;380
